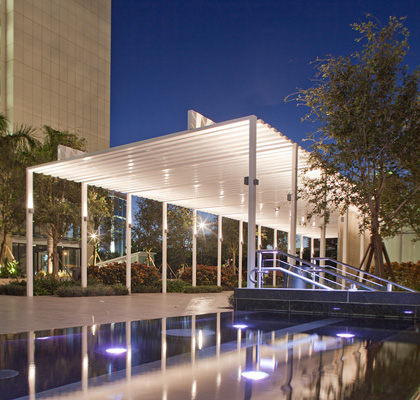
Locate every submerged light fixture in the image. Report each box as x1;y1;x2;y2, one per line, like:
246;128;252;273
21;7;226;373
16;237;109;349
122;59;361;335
336;333;355;339
106;347;128;355
233;324;248;329
241;371;269;380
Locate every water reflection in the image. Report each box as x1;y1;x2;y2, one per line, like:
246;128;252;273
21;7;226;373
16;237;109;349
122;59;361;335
1;313;420;399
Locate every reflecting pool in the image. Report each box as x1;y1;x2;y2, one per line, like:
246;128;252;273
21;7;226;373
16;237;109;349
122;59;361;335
1;312;420;399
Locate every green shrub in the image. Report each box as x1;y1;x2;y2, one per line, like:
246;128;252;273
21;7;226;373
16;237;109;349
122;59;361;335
132;285;161;293
183;285;222;293
0;260;25;279
386;261;420;291
167;279;190;292
57;283;129;297
34;274;59;296
88;262;160;287
2;282;27;296
56;286;84;297
228;293;234;308
180;265;237;287
112;284;129;295
84;285;114;296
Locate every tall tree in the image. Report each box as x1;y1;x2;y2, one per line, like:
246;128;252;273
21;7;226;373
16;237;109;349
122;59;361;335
33;126;86;278
0;115;39;265
290;16;420;278
88;187;115;264
132;197;193;269
132;197;162;266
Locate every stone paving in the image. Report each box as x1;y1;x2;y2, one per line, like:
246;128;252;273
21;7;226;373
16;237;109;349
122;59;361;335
0;292;233;334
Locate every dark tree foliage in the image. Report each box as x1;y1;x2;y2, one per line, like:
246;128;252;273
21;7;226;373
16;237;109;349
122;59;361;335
289;16;420;277
0;115;39;265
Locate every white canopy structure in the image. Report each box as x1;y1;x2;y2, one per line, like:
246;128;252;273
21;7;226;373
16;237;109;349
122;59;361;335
25;111;339;296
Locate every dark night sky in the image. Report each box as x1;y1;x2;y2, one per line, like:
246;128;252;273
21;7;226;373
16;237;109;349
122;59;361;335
110;0;420;148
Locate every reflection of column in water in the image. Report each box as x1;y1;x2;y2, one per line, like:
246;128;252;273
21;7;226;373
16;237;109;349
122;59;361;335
281;334;294;400
126;321;131;382
315;336;324;400
82;325;88;393
244;330;254;400
337;340;346;399
161;319;168;400
217;312;221;358
161;318;167;372
27;331;35;400
191;315;196;366
237;328;242;353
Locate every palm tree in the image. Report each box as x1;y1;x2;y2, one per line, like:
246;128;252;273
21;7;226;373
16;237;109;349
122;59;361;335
33;126;86;278
0;114;39;266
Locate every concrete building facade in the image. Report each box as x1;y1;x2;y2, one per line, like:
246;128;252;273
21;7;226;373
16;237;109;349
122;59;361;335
0;0;111;151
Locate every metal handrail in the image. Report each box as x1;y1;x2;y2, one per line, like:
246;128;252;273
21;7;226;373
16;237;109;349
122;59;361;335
311;257;416;293
254;249;406;292
262;259;349;290
249;264;334;290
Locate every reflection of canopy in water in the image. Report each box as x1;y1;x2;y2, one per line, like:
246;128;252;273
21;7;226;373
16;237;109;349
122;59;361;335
26;111;339;295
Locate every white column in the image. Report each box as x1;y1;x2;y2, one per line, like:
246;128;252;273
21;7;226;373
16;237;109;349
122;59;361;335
359;230;365;262
311;237;315;259
238;220;243;288
320;222;326;285
299;235;304;259
162;202;168;293
26;169;34;297
126;194;132;293
81;183;88;287
192;209;197;287
126;321;132;381
257;225;262;249
247;116;257;288
343;210;349;265
217;215;222;286
288;143;298;286
28;331;35;400
273;229;277;286
82;325;88;393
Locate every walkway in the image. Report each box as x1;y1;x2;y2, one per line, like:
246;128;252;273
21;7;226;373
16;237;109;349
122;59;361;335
0;292;232;334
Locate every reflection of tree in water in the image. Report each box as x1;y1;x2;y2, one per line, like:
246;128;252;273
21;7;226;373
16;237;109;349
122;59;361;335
339;340;420;400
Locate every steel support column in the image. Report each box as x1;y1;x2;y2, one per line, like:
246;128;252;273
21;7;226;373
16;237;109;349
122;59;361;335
162;202;168;293
288;143;298;287
81;183;88;288
217;214;222;286
126;194;132;292
247;116;257;288
273;229;277;286
26;169;34;297
192;209;197;287
238;220;243;288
